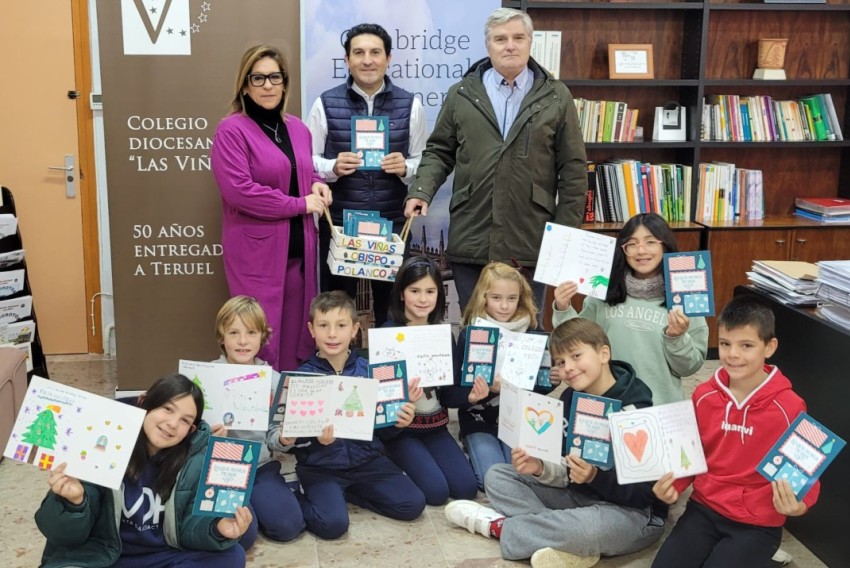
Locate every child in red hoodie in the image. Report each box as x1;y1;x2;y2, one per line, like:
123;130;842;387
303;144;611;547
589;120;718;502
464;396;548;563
652;295;819;567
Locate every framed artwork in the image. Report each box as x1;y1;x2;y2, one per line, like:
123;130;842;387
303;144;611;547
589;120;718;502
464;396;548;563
609;44;654;79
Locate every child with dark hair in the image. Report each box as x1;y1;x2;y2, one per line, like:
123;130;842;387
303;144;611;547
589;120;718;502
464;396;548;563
552;213;708;404
267;291;426;539
445;318;665;568
652;295;819;567
379;256;478;505
36;374;251;567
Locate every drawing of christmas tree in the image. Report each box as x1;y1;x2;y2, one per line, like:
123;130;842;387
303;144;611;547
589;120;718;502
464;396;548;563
680;447;691;470
192;375;212;410
342;386;363;417
22;407;59;464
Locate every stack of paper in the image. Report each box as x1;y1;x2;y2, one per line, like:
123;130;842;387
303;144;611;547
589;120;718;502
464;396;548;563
815;261;850;310
817;304;850;330
747;261;819;306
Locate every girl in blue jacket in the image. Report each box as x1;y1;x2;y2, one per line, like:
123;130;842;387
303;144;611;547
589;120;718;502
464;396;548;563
35;374;252;568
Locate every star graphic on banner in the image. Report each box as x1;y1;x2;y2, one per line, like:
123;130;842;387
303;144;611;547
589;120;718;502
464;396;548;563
167;28;173;34
149;6;157;14
198;13;207;22
202;1;211;11
180;29;187;36
191;23;200;34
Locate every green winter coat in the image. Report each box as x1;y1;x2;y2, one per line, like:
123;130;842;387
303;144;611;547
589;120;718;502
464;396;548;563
408;56;587;266
34;422;237;568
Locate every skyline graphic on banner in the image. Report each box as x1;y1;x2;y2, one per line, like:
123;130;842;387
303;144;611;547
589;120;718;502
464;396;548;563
121;0;215;55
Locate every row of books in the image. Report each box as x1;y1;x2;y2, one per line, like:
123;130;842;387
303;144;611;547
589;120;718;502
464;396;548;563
695;162;765;222
530;30;561;80
584;161;692;223
700;93;844;142
573;99;640;143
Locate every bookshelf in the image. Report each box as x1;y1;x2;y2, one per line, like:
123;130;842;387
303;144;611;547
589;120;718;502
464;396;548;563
511;0;850;345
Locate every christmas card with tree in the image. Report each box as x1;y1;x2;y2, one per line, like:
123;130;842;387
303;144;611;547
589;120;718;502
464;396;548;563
461;325;499;386
472;318;549;390
178;360;272;431
369;360;409;429
351;115;389;170
282;375;378;441
756;412;846;499
533;222;616;300
566;393;622;468
498;381;564;463
368;325;454;387
193;436;261;518
663;251;715;317
3;376;145;489
608;401;707;484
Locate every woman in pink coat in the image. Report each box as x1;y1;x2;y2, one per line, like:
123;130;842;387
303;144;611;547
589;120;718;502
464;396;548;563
212;45;331;370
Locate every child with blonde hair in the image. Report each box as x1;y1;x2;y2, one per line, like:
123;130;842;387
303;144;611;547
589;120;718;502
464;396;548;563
444;261;558;488
212;295;305;546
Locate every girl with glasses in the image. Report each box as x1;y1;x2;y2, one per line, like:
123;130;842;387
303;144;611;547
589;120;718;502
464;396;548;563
551;213;708;404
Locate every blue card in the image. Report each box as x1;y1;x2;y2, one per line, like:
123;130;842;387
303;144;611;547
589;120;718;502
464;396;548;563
663;250;715;317
461;326;499;386
566;392;622;468
756;412;846;499
369;360;409;429
342;209;378;236
193;436;261;517
351;115;389;171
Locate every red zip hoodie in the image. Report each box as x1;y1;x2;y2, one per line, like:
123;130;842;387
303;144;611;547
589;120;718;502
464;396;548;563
673;364;820;527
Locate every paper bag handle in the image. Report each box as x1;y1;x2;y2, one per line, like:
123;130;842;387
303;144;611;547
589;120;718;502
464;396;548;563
399;214;415;242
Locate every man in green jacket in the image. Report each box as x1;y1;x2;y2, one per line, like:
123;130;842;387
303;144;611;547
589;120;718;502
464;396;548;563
405;7;587;312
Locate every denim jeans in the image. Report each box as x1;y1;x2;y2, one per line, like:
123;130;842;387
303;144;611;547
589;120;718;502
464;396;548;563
464;431;513;490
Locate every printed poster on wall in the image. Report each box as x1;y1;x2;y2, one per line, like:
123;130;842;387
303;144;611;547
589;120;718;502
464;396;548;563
96;0;302;389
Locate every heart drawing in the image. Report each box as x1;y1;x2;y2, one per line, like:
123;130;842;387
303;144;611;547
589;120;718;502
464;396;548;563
524;407;554;435
623;429;649;462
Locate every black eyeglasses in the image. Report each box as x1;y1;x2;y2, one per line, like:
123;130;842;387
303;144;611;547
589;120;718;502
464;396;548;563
248;72;285;87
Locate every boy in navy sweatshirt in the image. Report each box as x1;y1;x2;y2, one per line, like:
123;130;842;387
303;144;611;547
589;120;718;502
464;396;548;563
444;318;667;568
266;291;425;539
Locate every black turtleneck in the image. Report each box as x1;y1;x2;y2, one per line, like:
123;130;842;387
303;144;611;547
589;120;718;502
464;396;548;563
243;95;304;259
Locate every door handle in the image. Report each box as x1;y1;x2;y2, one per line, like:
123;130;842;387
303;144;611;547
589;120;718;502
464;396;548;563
47;154;76;198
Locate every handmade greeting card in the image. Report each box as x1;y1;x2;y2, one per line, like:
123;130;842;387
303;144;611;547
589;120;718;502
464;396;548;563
193;436;260;518
566;393;622;468
351;115;389;170
282;375;378;441
369;325;454;388
663;251;715;316
461;325;499;386
534;222;616;299
757;413;846;499
473;318;549;390
536;345;552;389
369;360;409;428
178;360;272;431
269;371;323;424
498;381;564;463
3;376;145;489
608;401;708;484
343;209;377;236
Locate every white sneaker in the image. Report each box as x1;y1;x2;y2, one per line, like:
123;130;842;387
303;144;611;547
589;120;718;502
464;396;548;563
530;547;600;568
772;548;794;565
444;500;503;538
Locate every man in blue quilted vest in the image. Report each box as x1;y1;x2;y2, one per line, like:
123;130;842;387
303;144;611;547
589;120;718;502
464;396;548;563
308;23;427;327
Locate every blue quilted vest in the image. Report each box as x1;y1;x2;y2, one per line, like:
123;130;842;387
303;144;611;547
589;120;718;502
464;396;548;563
321;76;413;225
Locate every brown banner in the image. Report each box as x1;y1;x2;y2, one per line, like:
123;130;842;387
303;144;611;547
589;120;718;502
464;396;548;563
97;0;301;389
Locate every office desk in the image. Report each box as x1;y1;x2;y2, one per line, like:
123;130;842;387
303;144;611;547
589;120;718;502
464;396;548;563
735;286;849;568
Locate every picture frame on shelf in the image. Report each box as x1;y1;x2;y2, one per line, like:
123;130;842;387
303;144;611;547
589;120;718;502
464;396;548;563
608;44;654;79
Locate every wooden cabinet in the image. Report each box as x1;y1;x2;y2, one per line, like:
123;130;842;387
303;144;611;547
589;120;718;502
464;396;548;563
703;216;850;347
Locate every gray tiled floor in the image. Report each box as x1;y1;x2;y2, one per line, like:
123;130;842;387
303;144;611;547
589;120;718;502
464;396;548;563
0;355;829;567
